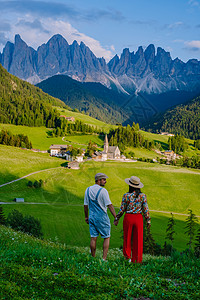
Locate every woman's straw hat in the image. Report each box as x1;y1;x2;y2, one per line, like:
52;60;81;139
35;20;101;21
125;176;144;188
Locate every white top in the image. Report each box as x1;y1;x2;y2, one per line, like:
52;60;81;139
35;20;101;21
84;184;112;213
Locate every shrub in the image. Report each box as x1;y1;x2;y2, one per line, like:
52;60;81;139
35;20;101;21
22;215;43;238
33;180;40;188
27;180;33;187
7;209;24;231
7;209;43;238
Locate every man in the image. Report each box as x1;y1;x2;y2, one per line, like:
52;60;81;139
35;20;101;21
84;173;116;261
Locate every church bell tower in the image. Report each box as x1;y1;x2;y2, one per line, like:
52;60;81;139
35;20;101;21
104;134;109;153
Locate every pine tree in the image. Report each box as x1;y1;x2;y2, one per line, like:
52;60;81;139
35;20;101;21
194;227;200;258
143;220;158;255
0;205;6;225
165;213;176;254
185;209;199;252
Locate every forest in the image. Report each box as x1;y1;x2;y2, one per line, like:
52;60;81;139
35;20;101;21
0;64;66;128
0;129;32;149
145;96;200;140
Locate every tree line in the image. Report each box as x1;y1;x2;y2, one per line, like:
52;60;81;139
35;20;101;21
51;119;102;137
143;209;200;258
0;129;32;149
108;123;154;152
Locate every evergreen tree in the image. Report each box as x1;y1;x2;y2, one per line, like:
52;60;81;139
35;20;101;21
143;220;157;255
194;227;200;258
185;209;199;252
0;205;6;225
165;213;176;254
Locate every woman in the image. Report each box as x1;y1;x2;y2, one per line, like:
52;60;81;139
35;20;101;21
114;176;151;263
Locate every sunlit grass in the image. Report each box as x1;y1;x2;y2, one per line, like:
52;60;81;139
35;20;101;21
0;226;199;299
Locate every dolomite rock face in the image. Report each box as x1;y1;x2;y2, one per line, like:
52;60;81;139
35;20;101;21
1;34;200;95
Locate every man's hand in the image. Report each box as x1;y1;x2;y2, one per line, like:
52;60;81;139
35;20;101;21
85;217;89;224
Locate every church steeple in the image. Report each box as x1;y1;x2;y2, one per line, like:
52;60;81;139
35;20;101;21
104;134;109;153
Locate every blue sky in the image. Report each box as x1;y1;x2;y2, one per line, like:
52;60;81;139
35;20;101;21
0;0;200;62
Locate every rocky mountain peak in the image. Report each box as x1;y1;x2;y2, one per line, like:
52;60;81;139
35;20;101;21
1;34;200;94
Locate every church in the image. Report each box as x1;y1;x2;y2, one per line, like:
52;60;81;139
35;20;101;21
101;134;121;161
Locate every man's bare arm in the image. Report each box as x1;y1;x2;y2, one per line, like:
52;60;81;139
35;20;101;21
84;205;89;224
107;204;116;218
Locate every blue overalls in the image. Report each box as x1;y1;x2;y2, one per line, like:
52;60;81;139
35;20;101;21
87;187;111;238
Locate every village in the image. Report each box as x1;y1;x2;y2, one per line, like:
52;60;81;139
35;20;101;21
49;133;180;169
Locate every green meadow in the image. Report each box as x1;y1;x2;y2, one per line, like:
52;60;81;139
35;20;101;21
55;106;117;131
1;226;199;299
0;124;105;151
1;145;200;251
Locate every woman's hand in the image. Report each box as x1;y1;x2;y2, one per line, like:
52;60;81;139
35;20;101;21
114;219;119;226
147;222;151;229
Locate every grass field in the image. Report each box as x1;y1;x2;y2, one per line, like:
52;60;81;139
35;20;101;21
0;124;105;151
55;106;117;131
1;146;200;251
64;134;104;149
1;226;199;299
0;145;65;185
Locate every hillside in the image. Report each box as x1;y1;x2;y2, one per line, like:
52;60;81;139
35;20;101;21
36;74;129;125
144;95;200;140
0;64;66;127
1;226;200;299
1;145;200;251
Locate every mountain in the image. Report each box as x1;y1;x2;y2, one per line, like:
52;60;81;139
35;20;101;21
36;75;129;125
143;95;200;140
1;34;200;126
108;45;200;95
1;34;200;96
0;64;66;127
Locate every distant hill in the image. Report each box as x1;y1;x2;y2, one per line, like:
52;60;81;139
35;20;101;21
144;95;200;140
36;75;130;125
0;64;67;127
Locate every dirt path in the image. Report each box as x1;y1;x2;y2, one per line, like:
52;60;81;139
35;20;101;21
0;167;62;188
149;209;200;218
0;166;199;218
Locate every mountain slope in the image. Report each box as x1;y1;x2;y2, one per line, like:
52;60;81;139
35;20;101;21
36;75;130;124
0;64;66;127
144;95;200;139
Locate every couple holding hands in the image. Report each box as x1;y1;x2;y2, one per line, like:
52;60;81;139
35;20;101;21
84;173;151;263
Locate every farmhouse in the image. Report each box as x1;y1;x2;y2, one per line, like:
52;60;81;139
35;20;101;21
162;150;176;160
160;132;174;136
50;144;67;156
60;115;75;122
67;161;80;169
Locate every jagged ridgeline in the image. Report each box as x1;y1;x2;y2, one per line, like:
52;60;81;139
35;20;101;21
144;95;200;140
0;64;66;127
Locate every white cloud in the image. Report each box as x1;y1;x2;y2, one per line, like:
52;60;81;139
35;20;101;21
185;40;200;50
168;22;184;29
2;16;114;61
110;45;116;52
